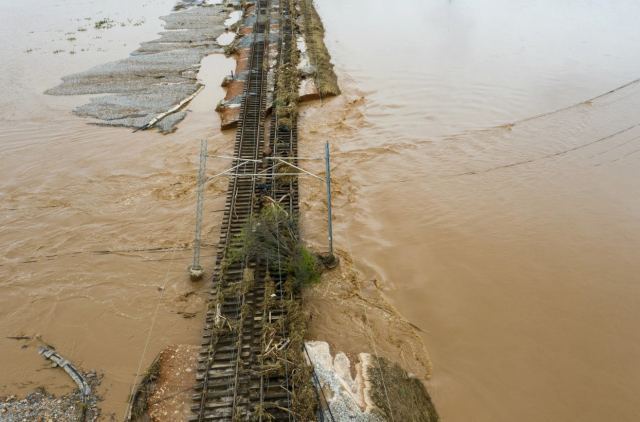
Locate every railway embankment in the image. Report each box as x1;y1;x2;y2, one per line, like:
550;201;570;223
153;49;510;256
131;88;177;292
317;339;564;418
7;1;439;420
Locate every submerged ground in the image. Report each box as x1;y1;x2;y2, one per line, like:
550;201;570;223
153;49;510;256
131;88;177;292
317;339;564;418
299;0;640;420
1;0;640;420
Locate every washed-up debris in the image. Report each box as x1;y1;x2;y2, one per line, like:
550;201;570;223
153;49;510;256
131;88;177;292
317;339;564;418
305;341;439;421
0;347;101;421
46;1;237;133
94;18;115;29
0;386;99;422
38;346;91;399
6;335;32;341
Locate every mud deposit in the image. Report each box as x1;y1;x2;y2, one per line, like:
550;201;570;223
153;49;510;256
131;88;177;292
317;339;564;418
46;1;235;132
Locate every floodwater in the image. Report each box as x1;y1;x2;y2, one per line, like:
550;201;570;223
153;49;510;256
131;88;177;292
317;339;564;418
2;0;640;421
299;0;640;421
0;0;236;418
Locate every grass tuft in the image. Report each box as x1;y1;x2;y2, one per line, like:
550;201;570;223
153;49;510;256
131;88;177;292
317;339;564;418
94;18;115;30
369;357;440;422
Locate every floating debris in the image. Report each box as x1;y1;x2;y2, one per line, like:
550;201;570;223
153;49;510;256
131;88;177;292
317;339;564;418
93;18;115;30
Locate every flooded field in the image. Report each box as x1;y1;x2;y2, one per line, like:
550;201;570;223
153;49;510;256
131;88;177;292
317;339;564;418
2;0;640;420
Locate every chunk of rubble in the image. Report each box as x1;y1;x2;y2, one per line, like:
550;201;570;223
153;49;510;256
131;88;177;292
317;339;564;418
305;340;440;421
305;340;384;421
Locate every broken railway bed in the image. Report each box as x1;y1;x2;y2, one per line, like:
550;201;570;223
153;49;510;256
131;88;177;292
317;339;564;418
191;1;317;420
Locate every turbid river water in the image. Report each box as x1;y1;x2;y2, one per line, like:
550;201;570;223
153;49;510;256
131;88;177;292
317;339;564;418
2;0;640;420
299;0;640;420
0;0;236;418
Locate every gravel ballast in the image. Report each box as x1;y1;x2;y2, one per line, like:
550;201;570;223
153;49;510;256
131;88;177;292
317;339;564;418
46;1;237;133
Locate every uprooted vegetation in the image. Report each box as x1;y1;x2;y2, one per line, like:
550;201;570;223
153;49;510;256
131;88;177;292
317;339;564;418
218;203;321;419
275;0;302;131
300;0;340;97
275;57;301;131
257;275;318;419
225;203;322;290
93;18;115;29
369;357;440;422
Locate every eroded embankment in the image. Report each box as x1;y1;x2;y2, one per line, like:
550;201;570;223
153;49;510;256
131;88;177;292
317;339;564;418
302;250;439;421
216;0;341;129
298;0;340;97
306;340;438;421
292;34;439;419
46;0;240;133
125;0;437;420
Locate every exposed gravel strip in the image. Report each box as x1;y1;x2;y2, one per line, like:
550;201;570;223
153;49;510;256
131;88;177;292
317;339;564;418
46;1;238;133
0;373;102;422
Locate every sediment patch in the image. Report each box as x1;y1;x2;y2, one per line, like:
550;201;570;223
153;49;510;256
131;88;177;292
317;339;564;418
304;250;433;380
46;1;237;133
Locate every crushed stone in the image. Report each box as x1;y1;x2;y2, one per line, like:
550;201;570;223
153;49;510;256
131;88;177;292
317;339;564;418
0;373;102;422
46;2;238;133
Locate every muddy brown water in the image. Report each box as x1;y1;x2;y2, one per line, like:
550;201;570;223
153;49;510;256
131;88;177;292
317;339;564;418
0;0;236;418
2;0;640;421
298;0;640;421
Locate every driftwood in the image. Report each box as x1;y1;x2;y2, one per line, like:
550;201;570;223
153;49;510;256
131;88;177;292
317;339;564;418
136;84;205;131
7;335;32;340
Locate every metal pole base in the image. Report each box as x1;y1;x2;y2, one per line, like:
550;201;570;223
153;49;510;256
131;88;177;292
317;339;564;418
189;265;204;281
319;253;339;270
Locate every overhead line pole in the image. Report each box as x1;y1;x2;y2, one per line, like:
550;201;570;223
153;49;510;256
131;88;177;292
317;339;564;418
325;141;334;259
189;139;207;280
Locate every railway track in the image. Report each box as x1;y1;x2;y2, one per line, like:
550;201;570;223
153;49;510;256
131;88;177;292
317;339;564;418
191;0;303;420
